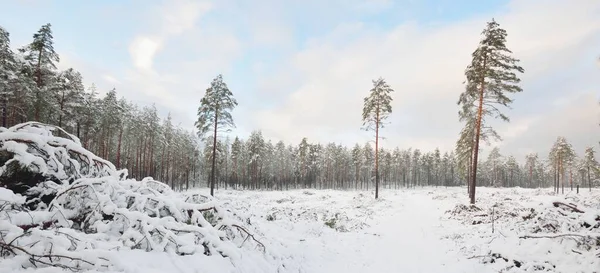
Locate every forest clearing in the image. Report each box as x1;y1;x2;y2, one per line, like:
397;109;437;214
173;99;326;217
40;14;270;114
1;0;599;272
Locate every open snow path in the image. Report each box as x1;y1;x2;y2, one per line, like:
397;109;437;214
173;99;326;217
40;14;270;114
296;192;490;273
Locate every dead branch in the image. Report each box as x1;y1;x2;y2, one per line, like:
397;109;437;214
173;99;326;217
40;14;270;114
231;224;265;252
0;240;95;271
552;202;585;213
519;233;591;240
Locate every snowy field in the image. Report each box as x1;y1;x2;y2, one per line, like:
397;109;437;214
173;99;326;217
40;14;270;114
206;187;600;273
5;186;592;273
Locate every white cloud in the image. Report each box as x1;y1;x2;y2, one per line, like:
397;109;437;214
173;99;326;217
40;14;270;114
127;0;212;73
128;36;161;71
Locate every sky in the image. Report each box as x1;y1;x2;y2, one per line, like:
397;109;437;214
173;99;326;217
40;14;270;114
1;0;599;161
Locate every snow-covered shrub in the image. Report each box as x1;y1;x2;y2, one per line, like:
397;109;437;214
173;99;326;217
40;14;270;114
0;122;271;271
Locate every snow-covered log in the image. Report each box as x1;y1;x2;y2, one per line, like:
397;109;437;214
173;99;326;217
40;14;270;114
0;122;272;271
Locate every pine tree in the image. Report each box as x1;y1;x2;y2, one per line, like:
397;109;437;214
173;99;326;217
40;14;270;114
458;19;524;204
524;153;539;187
195;74;237;196
583;147;599;191
487;147;502;187
50;68;84;128
19;23;60;121
0;26;17;127
362;77;393;199
549;137;576;194
506;156;518;187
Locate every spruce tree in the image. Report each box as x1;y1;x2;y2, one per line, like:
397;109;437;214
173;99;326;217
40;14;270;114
195;74;237;196
362;77;393;199
458;19;524;204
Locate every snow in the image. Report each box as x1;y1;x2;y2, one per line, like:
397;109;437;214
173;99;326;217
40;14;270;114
0;122;598;273
1;186;599;272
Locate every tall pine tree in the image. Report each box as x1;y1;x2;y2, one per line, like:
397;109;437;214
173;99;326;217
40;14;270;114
362;77;393;199
458;19;524;204
195;74;237;196
19;23;60;121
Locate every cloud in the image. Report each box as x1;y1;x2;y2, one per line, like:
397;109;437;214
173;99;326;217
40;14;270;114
127;0;212;73
250;0;600;158
499;91;599;159
128;36;161;71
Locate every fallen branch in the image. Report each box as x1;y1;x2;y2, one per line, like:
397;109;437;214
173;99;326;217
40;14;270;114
553;202;585;213
0;240;95;271
519;233;596;240
519;233;591;239
231;224;266;252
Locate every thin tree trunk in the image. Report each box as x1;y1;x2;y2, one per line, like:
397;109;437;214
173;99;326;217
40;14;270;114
589;166;592;191
116;127;123;169
470;55;487;204
210;106;219;196
375;104;380;199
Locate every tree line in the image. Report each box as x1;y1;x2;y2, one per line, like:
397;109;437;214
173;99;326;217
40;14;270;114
195;131;599;192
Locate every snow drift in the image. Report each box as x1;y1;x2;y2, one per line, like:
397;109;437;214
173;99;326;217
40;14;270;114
0;122;281;272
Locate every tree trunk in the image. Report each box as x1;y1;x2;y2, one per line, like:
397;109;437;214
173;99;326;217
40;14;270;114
589;166;592;191
76;122;81;139
529;164;533;187
375;105;380;199
470;55;487;204
210;106;219;196
160;142;166;181
116;127;123;169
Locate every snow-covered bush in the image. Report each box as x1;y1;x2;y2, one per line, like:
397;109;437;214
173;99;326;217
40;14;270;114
0;122;270;271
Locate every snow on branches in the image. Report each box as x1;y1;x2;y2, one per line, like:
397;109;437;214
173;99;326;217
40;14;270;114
0;122;269;271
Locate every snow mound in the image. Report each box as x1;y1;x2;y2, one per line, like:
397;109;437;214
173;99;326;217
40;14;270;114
0;122;287;272
444;189;600;272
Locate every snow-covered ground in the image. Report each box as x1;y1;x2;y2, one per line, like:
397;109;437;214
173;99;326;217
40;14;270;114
2;186;599;273
99;186;599;273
